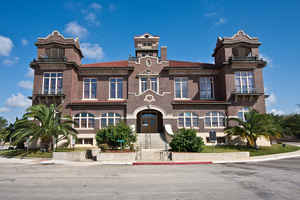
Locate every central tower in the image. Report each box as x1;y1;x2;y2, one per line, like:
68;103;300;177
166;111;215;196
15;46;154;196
134;33;160;58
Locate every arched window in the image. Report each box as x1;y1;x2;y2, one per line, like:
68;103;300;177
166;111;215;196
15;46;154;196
178;112;199;128
205;112;225;128
100;112;121;128
237;107;249;122
73;113;95;129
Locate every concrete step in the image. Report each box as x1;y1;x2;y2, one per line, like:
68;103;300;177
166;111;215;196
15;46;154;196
137;133;168;150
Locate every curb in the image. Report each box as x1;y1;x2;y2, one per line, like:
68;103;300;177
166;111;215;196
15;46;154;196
133;161;212;165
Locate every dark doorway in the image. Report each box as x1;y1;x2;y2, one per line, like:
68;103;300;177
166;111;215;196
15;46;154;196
137;110;163;133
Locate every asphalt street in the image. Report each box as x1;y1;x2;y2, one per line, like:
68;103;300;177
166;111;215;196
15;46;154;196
0;158;299;200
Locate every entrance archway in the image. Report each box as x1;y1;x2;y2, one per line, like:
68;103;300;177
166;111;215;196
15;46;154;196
137;109;163;133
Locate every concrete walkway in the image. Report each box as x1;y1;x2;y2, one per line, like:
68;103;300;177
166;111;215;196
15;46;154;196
2;149;300;166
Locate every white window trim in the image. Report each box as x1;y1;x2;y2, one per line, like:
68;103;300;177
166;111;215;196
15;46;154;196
73;113;96;130
109;78;124;100
238;107;249;122
174;77;189;99
42;72;63;95
82;78;97;100
177;112;200;129
139;76;160;94
199;76;215;100
235;71;255;93
99;113;122;128
204;112;226;129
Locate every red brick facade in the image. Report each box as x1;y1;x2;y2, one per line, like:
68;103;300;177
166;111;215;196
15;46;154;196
30;31;267;146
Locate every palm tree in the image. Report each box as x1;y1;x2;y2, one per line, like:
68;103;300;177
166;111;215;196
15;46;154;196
225;109;282;149
12;104;77;151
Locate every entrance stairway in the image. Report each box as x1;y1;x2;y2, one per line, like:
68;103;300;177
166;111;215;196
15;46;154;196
136;133;171;161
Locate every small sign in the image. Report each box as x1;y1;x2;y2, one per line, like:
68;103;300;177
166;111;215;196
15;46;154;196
71;137;76;146
209;130;217;142
117;139;125;143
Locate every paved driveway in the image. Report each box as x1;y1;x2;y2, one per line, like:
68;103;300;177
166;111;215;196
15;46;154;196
0;158;299;200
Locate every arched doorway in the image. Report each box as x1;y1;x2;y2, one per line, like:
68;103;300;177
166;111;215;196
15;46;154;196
137;109;163;133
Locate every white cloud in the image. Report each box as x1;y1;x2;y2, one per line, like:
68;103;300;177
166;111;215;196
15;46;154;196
205;12;217;17
81;43;104;60
90;2;102;10
0;107;10;113
18;80;33;90
266;92;276;106
84;13;100;26
2;57;19;66
64;21;88;38
0;35;13;56
26;68;34;78
269;109;285;115
216;18;226;25
5;93;32;108
21;38;28;46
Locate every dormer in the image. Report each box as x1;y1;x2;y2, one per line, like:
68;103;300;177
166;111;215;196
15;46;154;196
35;30;83;65
212;30;265;67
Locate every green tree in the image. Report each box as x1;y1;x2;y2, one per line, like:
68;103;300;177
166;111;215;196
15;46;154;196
225;109;282;149
12;104;77;151
170;129;204;152
96;122;136;150
282;114;300;138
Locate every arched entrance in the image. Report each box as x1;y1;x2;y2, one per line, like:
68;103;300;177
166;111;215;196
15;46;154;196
137;109;163;133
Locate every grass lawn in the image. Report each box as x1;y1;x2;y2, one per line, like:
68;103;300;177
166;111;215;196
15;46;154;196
0;149;52;158
202;144;300;156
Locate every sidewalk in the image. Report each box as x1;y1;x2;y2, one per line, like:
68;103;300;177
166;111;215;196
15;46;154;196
1;150;300;166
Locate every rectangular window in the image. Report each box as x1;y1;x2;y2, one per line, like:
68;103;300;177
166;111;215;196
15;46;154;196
43;72;63;94
141;77;147;93
83;78;97;99
175;77;188;99
150;77;158;92
235;71;254;93
200;77;214;99
110;78;123;99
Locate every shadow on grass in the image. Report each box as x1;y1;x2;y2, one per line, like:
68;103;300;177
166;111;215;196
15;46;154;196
0;149;52;158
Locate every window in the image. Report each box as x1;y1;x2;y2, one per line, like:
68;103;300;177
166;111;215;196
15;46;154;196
150;77;158;92
178;112;199;128
73;113;95;129
140;77;158;93
45;48;65;58
110;78;123;99
237;107;249;122
235;71;254;93
100;113;121;128
76;138;93;145
83;78;97;99
175;77;188;99
43;72;63;94
141;77;147;93
200;77;214;99
205;112;226;128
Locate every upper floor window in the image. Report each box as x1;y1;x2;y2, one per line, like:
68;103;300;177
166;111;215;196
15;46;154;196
45;48;65;58
178;112;199;128
205;112;226;128
101;112;121;128
232;47;252;57
237;107;249;122
73;113;95;129
83;78;97;99
43;72;63;94
200;77;214;99
235;71;254;93
175;77;188;99
140;77;147;93
110;78;123;99
139;77;158;93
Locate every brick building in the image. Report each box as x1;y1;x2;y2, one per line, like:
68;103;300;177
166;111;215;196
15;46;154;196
30;30;268;149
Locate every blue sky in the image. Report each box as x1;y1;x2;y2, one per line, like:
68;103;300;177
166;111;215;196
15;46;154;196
0;0;299;122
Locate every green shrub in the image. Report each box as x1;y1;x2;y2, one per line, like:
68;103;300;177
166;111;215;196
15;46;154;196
170;129;204;152
95;122;136;150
